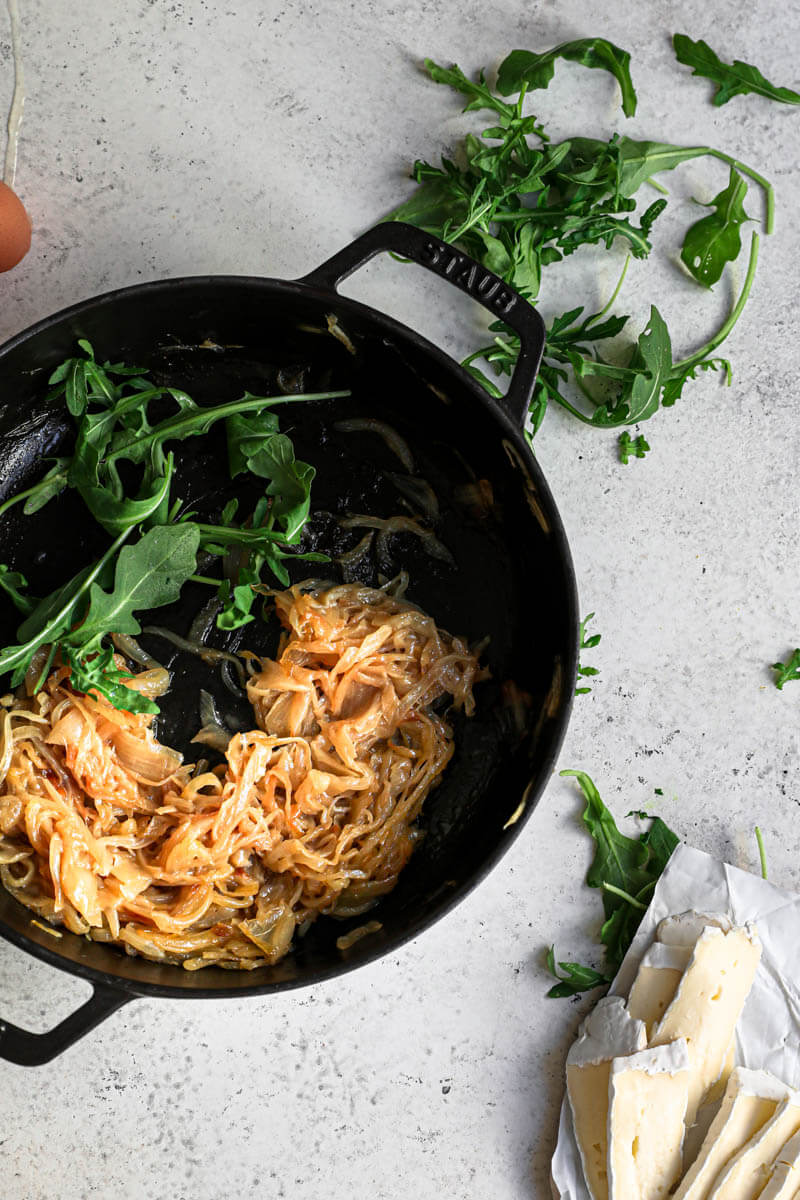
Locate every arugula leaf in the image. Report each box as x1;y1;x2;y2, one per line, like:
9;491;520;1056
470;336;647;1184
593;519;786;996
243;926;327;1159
640;816;680;876
0;565;36;615
47;340;150;418
22;459;70;515
661;356;731;407
545;947;611;998
615;138;710;197
673;33;800;107
62;644;150;714
216;568;262;631
423;59;516;118
246;434;316;544
772;649;800;689
226;408;281;477
62;525;200;652
618;306;672;424
496;39;638;117
681;167;750;287
0;458;71;521
618;432;650;463
545;770;680;996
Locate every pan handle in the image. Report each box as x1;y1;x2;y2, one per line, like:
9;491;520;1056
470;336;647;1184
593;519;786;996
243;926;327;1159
0;980;130;1066
298;221;545;427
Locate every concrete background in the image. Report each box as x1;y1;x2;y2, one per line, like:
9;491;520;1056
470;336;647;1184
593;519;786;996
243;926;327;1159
0;2;798;1197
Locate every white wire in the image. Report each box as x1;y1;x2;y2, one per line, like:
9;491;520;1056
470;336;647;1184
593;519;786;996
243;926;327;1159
3;0;24;188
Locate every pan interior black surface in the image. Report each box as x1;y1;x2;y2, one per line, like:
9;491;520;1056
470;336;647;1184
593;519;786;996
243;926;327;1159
0;276;575;996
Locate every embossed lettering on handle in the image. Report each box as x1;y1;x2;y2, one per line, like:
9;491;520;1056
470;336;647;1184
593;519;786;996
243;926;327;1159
416;240;518;318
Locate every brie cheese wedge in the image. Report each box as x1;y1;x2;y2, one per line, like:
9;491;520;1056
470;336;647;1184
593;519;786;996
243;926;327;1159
627;942;692;1037
760;1129;800;1199
673;1067;792;1200
650;923;761;1124
566;997;647;1200
608;1039;690;1199
707;1093;800;1200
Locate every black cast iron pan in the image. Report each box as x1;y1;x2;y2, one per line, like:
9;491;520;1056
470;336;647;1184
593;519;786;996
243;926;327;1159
0;221;578;1064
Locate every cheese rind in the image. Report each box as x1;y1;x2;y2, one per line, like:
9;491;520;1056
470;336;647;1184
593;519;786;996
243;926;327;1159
608;1039;690;1200
673;1067;793;1200
650;923;762;1124
757;1129;800;1200
567;997;647;1200
627;942;692;1037
760;1161;800;1200
707;1095;800;1200
656;911;733;947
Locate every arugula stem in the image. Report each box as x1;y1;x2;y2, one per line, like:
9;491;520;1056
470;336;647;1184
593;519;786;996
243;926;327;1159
445;198;495;243
0;478;55;521
601;881;647;910
645;176;669;195
106;391;349;465
190;574;223;587
33;640;59;695
755;826;768;880
673;231;759;373
574;360;639;382
537;376;597;426
492;209;652;255
585;255;631;328
196;523;286;545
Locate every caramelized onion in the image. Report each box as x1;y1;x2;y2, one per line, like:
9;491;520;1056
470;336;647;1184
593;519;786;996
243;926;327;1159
0;584;480;970
333;418;414;472
144;626;248;687
336;920;383;951
339;514;455;566
122;666;171;700
111;634;163;671
386;472;439;521
112;728;182;782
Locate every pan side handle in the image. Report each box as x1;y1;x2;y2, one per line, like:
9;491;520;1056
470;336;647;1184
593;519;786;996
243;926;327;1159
0;981;130;1066
298;221;545;428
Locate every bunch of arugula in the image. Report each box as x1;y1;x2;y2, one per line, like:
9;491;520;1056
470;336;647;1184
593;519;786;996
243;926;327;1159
546;770;679;997
388;40;774;443
0;341;347;713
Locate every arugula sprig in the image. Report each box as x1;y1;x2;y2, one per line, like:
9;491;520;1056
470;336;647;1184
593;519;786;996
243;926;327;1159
546;769;679;998
772;649;800;690
0;343;348;710
575;612;601;695
618;432;650;463
390;48;774;443
45;344;340;539
673;34;800;107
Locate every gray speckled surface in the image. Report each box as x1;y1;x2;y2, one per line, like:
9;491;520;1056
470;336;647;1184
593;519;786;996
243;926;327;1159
1;2;799;1197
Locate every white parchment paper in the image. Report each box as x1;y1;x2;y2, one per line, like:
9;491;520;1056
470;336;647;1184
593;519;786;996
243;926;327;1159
550;843;800;1200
